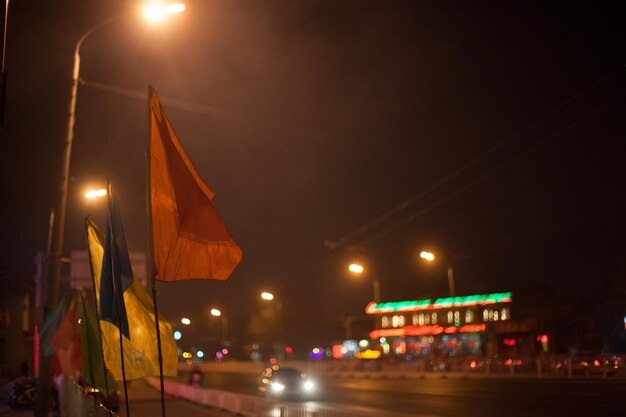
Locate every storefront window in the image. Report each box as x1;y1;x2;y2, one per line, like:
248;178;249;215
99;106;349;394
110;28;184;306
382;316;389;328
465;310;474;323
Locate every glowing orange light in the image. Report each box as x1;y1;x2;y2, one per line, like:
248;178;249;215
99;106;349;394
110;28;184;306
419;251;435;261
369;323;486;339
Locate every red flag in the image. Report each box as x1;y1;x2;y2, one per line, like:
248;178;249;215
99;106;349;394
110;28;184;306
149;87;242;281
50;305;81;377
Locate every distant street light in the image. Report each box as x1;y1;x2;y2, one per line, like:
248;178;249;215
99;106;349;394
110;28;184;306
260;291;274;301
419;250;455;297
181;317;191;325
210;308;221;317
348;262;380;303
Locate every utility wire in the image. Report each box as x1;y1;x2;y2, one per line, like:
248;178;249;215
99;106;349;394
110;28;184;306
328;65;625;249
359;91;626;246
277;77;626;278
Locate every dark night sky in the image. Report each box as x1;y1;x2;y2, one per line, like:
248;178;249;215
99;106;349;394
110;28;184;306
1;1;625;347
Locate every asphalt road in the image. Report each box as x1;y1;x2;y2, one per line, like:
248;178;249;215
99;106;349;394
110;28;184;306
174;371;626;417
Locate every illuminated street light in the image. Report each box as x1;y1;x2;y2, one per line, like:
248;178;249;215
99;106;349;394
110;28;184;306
84;188;107;199
210;308;221;317
347;262;380;303
143;2;186;22
420;251;435;262
173;330;182;340
419;250;455;297
260;291;274;301
181;317;191;325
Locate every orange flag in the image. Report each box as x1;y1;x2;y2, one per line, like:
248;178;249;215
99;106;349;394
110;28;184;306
149;86;242;281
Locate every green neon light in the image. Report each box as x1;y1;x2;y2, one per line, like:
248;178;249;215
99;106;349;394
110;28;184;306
366;292;512;314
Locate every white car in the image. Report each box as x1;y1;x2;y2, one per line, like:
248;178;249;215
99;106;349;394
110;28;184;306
258;366;317;399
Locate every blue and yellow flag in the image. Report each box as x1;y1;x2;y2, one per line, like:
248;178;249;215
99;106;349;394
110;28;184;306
86;218;178;380
98;197;134;339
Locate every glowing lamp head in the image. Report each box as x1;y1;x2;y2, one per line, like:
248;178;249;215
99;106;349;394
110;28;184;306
181;317;191;325
143;2;186;22
261;292;274;301
348;263;364;274
419;251;435;262
85;189;107;199
210;308;221;317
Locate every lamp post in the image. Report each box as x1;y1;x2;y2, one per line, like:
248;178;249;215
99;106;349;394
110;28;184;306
348;262;381;303
210;308;229;341
38;6;185;416
260;291;283;357
419;250;455;297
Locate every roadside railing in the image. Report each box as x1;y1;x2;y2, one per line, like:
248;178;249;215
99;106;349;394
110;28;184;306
147;378;383;417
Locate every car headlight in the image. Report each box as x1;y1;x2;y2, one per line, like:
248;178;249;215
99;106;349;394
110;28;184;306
303;380;315;391
271;382;285;392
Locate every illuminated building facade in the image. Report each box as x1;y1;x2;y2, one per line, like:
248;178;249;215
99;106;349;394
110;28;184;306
365;292;521;357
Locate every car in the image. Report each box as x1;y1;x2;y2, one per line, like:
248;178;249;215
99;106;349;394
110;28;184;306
258;366;317;399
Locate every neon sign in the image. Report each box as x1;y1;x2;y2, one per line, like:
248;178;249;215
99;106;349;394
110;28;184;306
369;323;486;339
365;292;512;314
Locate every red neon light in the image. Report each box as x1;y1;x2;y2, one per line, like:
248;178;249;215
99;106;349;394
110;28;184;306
503;338;516;346
444;326;457;334
369;323;486;339
332;344;343;359
459;324;486;333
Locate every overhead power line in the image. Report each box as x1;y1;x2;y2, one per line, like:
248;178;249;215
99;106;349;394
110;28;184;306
328;65;626;249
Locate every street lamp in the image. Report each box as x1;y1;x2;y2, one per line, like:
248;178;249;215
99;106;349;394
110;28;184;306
143;2;186;22
348;262;381;303
419;250;455;297
40;6;185;416
260;291;274;301
210;308;229;341
47;2;185;308
84;188;108;199
181;317;191;325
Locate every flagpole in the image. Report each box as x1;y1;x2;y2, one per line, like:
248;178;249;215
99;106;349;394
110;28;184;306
106;180;131;417
84;218;112;400
146;85;167;417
